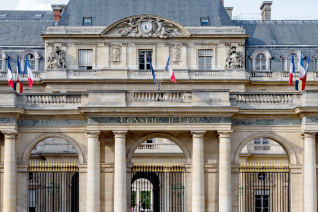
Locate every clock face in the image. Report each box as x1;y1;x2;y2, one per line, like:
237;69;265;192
140;21;152;33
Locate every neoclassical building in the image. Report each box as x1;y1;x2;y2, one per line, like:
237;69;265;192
0;0;318;211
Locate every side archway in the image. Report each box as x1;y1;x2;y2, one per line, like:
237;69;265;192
233;132;299;165
127;133;191;163
22;133;85;163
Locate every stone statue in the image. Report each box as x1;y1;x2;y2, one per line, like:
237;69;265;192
47;46;67;69
225;46;244;69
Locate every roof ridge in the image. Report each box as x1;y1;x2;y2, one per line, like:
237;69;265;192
0;10;52;12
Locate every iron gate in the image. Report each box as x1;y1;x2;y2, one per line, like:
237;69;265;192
239;162;290;212
29;161;79;212
131;162;185;212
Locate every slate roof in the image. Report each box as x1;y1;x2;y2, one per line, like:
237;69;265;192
0;21;55;46
58;0;233;26
0;10;55;46
0;10;54;21
233;20;318;45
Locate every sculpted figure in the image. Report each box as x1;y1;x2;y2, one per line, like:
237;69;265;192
47;46;67;69
117;18;141;36
225;46;244;69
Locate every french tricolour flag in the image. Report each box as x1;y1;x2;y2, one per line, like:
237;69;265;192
289;54;295;86
7;56;13;88
24;56;34;89
300;52;310;90
299;52;306;91
15;55;23;93
165;56;177;83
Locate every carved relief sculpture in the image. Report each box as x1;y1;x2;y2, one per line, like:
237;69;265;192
114;16;182;39
170;44;182;65
110;44;122;64
47;46;67;69
225;46;244;69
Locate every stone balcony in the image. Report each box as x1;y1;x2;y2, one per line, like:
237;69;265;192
1;89;317;110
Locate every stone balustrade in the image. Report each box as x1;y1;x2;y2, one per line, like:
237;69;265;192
235;94;294;103
250;71;272;78
25;94;81;105
194;70;225;77
133;92;185;102
0;72;41;80
71;70;97;77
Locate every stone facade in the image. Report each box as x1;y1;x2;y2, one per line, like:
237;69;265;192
0;0;318;212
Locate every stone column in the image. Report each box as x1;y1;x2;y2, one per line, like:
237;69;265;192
218;131;232;212
3;130;17;212
191;131;206;212
113;130;128;212
303;132;317;212
86;131;100;212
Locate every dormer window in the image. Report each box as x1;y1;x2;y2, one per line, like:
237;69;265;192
34;14;43;19
0;14;8;19
83;17;92;26
201;17;209;26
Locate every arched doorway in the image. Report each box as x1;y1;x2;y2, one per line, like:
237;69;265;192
130;136;186;212
28;137;80;212
237;136;289;212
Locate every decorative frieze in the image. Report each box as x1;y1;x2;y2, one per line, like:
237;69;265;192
194;42;217;46
74;43;98;46
235;94;293;103
133;92;185;102
26;95;81;104
17;119;87;126
134;42;157;46
232;119;301;126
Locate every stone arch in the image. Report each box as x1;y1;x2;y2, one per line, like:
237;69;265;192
100;14;191;37
233;132;299;165
22;133;85;163
281;49;304;72
127;132;191;163
0;50;7;71
249;49;273;71
19;49;42;72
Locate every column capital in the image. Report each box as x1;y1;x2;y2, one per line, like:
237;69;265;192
302;132;317;139
217;130;233;138
191;130;206;138
113;130;128;138
2;130;18;139
86;130;100;138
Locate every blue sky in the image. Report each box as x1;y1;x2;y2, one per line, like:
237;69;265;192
2;0;318;20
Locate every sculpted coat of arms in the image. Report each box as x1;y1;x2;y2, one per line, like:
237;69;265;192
114;16;182;39
47;46;67;69
225;46;244;69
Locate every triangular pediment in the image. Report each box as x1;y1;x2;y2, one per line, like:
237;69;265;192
100;15;191;39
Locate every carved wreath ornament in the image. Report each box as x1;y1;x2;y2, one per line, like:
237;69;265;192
115;16;183;39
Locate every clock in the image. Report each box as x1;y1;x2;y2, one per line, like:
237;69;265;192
140;21;152;33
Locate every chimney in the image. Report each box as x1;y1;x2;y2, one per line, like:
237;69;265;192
220;0;224;5
260;1;273;20
225;7;234;20
51;4;67;21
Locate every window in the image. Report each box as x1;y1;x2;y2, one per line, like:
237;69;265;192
0;14;7;18
255;53;266;71
34;14;43;18
78;50;93;69
287;53;299;71
201;17;209;26
25;54;35;71
198;49;212;70
254;138;270;151
139;50;152;70
0;55;2;71
83;17;92;26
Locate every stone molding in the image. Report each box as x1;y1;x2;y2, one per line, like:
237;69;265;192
22;133;85;163
2;130;18;139
110;43;122;64
233;132;299;165
134;42;157;46
170;44;182;65
217;131;233;138
126;132;191;163
194;42;217;46
191;131;206;138
302;132;317;138
86;131;100;138
113;130;128;138
74;43;98;46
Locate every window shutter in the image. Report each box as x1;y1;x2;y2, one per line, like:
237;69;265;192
79;50;93;67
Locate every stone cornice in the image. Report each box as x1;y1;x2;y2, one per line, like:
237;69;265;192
79;106;240;117
233;109;300;119
0;108;25;119
295;107;318;118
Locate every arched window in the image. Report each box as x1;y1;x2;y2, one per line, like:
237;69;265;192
287;53;299;71
255;53;266;71
25;54;35;70
0;54;2;71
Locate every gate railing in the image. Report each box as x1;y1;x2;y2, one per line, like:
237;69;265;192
239;161;290;212
131;162;185;212
29;161;79;212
